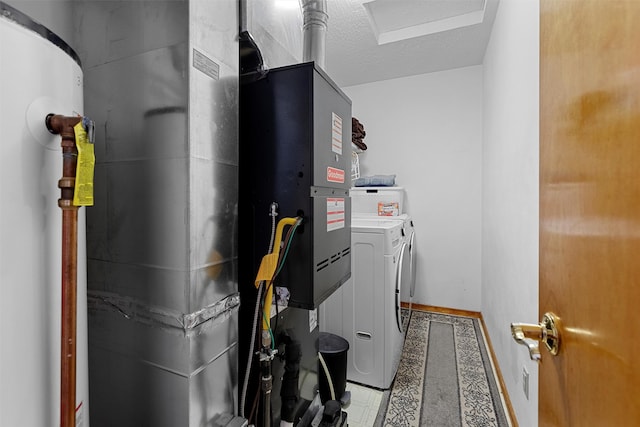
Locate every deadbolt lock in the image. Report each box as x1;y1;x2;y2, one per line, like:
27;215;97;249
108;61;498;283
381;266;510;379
510;312;560;362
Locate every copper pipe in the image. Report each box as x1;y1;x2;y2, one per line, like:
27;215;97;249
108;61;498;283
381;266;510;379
46;114;81;427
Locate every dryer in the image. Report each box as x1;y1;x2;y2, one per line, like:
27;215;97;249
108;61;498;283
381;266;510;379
349;186;416;309
320;218;405;389
347;216;413;333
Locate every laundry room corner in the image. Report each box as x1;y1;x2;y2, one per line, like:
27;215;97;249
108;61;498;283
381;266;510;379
342;66;483;313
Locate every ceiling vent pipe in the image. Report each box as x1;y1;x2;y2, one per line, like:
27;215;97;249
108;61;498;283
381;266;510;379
301;0;328;69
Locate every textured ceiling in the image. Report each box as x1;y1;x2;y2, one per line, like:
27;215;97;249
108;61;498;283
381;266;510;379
324;0;500;87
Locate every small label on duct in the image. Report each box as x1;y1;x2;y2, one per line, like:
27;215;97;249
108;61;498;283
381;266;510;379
327;197;345;231
331;112;343;155
193;48;219;80
309;308;318;332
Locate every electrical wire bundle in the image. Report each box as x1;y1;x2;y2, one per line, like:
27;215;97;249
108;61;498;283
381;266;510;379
265;215;303;340
240;207;303;426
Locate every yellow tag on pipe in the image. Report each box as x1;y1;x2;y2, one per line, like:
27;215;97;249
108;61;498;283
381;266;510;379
255;253;278;288
73;121;95;206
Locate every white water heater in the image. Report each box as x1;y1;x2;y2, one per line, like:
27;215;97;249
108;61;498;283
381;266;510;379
0;3;89;426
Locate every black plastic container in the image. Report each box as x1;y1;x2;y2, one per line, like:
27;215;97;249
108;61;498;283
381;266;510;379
318;332;350;404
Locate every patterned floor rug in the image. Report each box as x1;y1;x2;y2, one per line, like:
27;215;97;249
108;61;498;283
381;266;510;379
381;311;510;427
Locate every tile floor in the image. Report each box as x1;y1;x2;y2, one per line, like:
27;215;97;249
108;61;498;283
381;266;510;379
342;382;384;427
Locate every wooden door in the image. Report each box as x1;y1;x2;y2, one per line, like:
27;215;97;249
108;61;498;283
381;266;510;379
540;0;640;425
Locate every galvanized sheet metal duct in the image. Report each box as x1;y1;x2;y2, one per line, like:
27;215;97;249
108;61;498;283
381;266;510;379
72;1;240;425
301;0;328;69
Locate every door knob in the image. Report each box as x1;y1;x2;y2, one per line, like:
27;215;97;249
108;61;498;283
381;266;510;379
510;312;560;361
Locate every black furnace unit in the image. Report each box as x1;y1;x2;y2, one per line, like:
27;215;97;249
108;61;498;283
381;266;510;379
239;62;352;424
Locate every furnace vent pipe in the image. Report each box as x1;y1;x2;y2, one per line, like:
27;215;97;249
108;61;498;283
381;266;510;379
301;0;328;69
239;0;247;33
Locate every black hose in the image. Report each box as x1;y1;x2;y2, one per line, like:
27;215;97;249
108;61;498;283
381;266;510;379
280;332;302;423
261;358;273;427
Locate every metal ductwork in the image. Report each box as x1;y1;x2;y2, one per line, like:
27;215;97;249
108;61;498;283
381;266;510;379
301;0;328;69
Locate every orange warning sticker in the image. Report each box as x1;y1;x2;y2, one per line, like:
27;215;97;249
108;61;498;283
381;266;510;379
378;202;399;216
327;167;345;184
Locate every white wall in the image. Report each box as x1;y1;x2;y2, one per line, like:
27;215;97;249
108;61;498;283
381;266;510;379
482;1;539;426
343;66;483;311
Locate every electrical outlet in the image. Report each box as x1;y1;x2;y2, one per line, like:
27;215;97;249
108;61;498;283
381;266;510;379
522;366;530;400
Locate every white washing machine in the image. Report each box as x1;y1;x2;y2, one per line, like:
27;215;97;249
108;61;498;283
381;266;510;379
348;215;414;332
349;186;416;307
320;186;418;388
320;217;406;389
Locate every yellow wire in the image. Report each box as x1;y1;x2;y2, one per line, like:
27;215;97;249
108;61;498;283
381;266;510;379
256;217;298;332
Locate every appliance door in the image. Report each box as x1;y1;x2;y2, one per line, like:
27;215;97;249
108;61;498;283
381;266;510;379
408;230;416;298
395;242;411;333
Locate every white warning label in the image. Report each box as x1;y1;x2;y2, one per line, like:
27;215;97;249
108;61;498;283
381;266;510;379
331;112;343;155
309;308;318;332
327;197;345;232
